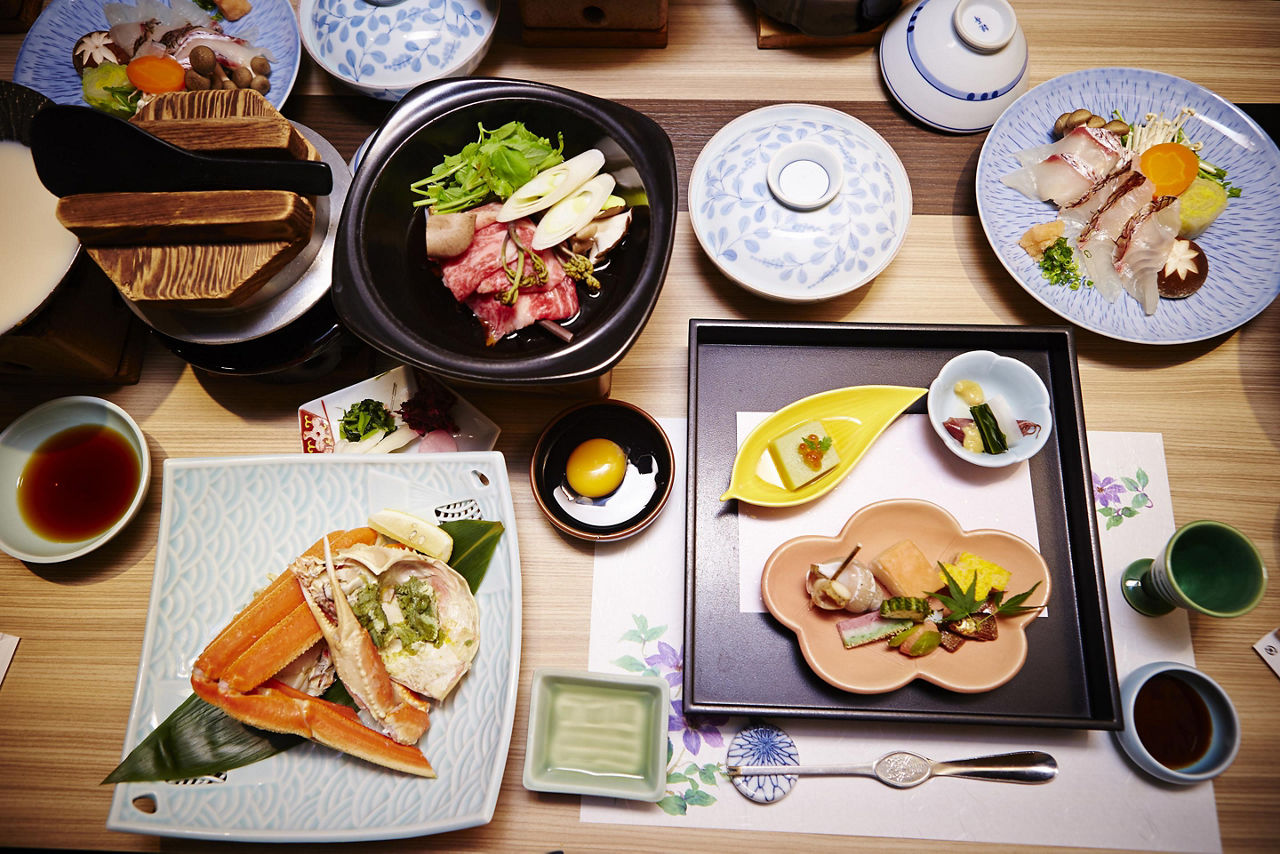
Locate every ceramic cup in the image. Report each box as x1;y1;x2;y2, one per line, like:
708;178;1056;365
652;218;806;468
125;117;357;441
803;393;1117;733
1114;661;1240;785
1121;521;1267;618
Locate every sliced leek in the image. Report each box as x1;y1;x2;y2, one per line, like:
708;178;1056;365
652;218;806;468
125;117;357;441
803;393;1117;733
497;149;605;223
532;173;616;251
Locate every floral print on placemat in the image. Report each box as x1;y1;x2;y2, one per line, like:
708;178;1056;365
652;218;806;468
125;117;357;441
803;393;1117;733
612;614;728;815
1093;467;1153;529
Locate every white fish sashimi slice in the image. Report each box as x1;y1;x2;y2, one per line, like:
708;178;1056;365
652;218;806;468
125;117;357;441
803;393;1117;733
1079;172;1154;245
1014;126;1128;173
1080;236;1124;303
1002;153;1102;206
1116;197;1182;315
1061;167;1136;233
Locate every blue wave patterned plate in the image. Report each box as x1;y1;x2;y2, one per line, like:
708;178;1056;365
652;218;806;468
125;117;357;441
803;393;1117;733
977;67;1280;345
106;453;521;841
299;0;498;101
689;103;912;302
14;0;299;111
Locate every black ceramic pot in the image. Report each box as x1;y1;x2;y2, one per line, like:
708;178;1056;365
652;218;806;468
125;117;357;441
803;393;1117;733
755;0;903;36
331;77;678;388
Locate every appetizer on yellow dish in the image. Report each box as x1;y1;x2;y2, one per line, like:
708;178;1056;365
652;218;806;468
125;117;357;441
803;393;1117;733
767;420;840;491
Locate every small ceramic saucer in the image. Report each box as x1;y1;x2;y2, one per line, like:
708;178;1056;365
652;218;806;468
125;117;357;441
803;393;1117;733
689;103;912;303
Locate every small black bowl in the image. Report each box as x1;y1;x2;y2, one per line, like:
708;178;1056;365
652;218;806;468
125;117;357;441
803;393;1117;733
331;77;678;388
531;400;674;542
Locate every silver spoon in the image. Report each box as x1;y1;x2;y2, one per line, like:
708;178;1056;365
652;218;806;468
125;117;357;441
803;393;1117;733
725;723;1057;804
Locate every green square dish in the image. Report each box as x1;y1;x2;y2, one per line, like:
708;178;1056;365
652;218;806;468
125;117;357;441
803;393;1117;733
522;668;669;801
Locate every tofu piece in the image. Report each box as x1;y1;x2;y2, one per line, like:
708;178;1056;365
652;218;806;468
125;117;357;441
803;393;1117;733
871;540;940;598
767;420;840;491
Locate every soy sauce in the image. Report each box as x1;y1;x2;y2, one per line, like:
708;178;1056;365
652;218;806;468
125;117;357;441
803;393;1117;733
17;424;141;542
1133;672;1213;769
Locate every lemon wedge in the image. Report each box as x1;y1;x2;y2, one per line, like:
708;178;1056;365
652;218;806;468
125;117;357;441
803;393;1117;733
368;509;453;561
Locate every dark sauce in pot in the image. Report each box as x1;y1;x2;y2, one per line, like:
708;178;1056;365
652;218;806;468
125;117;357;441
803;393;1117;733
17;424;141;542
1133;672;1213;769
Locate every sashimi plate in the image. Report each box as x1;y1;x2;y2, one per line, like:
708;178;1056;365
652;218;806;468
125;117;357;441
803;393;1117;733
14;0;300;112
106;453;520;842
976;67;1280;345
761;499;1050;694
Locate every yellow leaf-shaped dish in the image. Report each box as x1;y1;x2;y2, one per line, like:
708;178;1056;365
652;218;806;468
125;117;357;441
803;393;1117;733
719;385;926;507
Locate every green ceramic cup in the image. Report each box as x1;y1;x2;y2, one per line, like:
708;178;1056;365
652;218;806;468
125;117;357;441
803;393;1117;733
1122;521;1268;617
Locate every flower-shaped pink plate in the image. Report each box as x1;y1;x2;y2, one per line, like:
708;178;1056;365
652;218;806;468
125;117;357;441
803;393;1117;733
761;498;1051;694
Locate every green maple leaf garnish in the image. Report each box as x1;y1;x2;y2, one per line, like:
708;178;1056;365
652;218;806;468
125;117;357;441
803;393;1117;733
936;564;1043;623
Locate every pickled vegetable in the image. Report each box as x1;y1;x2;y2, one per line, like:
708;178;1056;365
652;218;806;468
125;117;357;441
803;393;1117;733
1177;176;1228;238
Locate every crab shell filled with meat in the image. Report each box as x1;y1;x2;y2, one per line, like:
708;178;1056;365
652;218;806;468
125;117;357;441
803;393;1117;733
190;529;480;777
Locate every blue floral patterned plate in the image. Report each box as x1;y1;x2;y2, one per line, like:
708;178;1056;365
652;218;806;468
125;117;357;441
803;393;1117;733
299;0;498;101
977;67;1280;345
14;0;299;111
689;103;913;303
726;723;799;804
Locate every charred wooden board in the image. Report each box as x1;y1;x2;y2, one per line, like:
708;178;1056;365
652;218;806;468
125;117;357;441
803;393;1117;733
89;233;311;307
133;89;314;160
57;190;315;246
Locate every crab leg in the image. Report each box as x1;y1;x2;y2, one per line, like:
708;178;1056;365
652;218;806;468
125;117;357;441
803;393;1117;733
292;537;432;745
191;674;435;778
191;527;433;776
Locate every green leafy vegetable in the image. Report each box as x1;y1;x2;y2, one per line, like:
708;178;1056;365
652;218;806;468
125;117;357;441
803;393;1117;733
81;62;140;119
102;694;304;784
1039;236;1090;290
1197;159;1243;198
339;398;396;442
439;519;504;592
969;403;1008;454
410;121;565;214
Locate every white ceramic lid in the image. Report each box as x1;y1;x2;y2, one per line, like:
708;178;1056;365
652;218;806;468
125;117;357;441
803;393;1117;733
689;103;912;303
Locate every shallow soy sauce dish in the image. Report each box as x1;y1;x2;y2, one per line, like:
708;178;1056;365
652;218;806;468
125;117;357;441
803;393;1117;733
332;77;678;388
927;349;1052;467
530;400;674;542
0;396;150;563
523;668;669;801
1114;661;1241;785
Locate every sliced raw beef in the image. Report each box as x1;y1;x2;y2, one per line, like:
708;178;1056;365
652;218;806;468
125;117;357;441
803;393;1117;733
465;278;579;344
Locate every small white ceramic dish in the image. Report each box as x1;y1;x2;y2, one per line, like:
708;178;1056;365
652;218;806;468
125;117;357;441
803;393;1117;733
298;364;500;454
523;668;669;801
0;396;149;563
689;103;912;303
299;0;498;101
879;0;1028;133
1114;661;1241;785
927;349;1052;467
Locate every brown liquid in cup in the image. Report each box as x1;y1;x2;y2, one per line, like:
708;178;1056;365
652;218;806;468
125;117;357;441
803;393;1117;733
1133;672;1213;769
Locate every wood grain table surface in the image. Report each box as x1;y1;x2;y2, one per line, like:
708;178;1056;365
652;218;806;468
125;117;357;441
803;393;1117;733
2;1;1279;851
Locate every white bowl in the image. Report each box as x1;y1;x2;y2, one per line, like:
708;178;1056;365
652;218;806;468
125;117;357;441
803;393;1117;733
1114;661;1241;785
299;0;498;101
879;0;1028;133
688;103;912;303
0;396;150;562
927;349;1052;467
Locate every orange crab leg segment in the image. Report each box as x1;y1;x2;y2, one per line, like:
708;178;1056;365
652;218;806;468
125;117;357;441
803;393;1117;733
191;674;435;778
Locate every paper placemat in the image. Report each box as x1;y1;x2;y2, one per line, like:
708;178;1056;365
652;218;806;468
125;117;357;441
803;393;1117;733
584;424;1219;852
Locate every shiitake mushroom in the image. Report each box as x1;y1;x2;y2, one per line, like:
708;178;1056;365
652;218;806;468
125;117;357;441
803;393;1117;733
1053;108;1130;139
1157;239;1208;299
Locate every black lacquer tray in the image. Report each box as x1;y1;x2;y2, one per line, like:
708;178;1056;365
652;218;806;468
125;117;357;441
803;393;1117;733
683;319;1121;729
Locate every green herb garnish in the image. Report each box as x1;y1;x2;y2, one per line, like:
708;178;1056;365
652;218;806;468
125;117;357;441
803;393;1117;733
803;435;833;452
969;403;1008;455
936;565;1043;624
410;121;565;214
1197;159;1243;198
338;399;396;442
1039;236;1090;290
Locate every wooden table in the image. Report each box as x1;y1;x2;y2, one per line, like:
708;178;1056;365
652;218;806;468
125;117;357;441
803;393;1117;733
3;1;1279;851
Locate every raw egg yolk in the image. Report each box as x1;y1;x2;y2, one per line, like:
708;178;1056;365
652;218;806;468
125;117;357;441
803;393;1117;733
565;438;627;498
